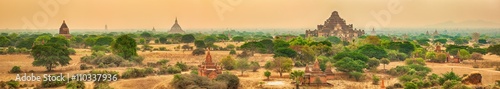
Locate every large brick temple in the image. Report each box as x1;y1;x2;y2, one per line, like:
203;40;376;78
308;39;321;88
197;49;222;79
305;11;365;42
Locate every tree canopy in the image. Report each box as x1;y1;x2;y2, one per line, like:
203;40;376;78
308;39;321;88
111;35;138;60
31;37;72;71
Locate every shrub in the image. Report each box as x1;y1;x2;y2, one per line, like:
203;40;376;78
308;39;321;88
175;62;188;71
41;74;67;87
93;82;113;89
157;66;169;75
121;68;155;79
129;56;144;63
68;48;76;55
438;71;462;85
471;52;483;61
170;74;228;89
349;71;363;81
66;81;85;89
166;66;182;74
159;47;167;51
120;61;135;67
229;49;236;55
264;70;271;80
221;56;236;70
432;53;447;63
192;48;205;56
80;64;92;70
215;73;240;89
372;75;380;85
250;61;260;72
98;63;107;68
157;59;169;65
405;58;426;65
10;66;21;73
190;70;198;75
367;58;380;70
93;54;124;67
404;82;418;89
0;81;5;88
6;80;19;89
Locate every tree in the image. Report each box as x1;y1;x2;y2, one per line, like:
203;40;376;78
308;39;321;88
31;37;72;71
260;39;274;53
472;32;480;42
433;39;447;44
387;50;408;61
333;51;370;62
111;35;138;60
226;44;235;50
181;34;195;44
380;58;390;70
367;58;380;70
478;39;487;44
290;70;305;89
264;70;271;80
235;58;250;75
274;47;298;58
159;37;168;44
240;41;265;56
221;56;236;70
204;36;217;44
84;37;97;48
365;36;381;45
232;36;244;43
404;82;418;89
334;57;367;73
0;36;10;47
471;52;483;62
95;36;114;46
140;32;152;39
349;71;363;81
487;44;500;56
272;57;293;77
357;44;387;59
425;51;436;61
250;61;260;72
194;40;206;49
327;36;341;44
458;49;471;60
215;73;240;89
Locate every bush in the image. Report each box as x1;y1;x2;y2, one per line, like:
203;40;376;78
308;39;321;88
159;47;167;51
6;80;19;89
170;74;228;89
41;74;67;87
367;58;380;70
404;82;418;89
121;68;153;79
349;71;364;81
294;61;306;67
80;64;92;70
192;48;205;56
229;49;236;55
68;48;76;55
93;82;113;89
250;61;260;72
175;62;188;71
92;54;124;67
166;66;182;74
66;81;85;89
471;52;483;61
221;56;235;70
372;75;380;85
438;71;462;85
120;61;135;67
157;59;169;65
405;58;425;65
10;66;21;73
215;73;240;89
129;56;144;63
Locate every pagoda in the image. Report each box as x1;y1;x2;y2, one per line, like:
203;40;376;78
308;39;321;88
197;49;222;79
302;59;330;85
168;17;185;34
59;20;71;39
305;11;365;42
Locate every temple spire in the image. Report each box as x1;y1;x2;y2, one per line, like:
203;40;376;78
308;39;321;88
205;48;212;63
175;17;178;23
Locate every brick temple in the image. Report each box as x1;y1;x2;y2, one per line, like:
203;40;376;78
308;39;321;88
59;20;71;39
305;11;365;42
302;59;334;85
197;49;222;79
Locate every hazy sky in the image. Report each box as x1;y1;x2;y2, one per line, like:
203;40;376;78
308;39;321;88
0;0;499;30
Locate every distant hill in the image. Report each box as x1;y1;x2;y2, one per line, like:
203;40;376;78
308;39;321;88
426;20;500;28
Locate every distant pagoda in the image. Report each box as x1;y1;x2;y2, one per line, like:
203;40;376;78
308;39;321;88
305;11;365;42
59;20;71;39
168;17;185;34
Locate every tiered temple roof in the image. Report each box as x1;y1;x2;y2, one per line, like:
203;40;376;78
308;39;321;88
197;49;222;79
59;20;71;39
306;11;364;42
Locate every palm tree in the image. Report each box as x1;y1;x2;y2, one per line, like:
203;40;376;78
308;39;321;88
290;70;305;89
